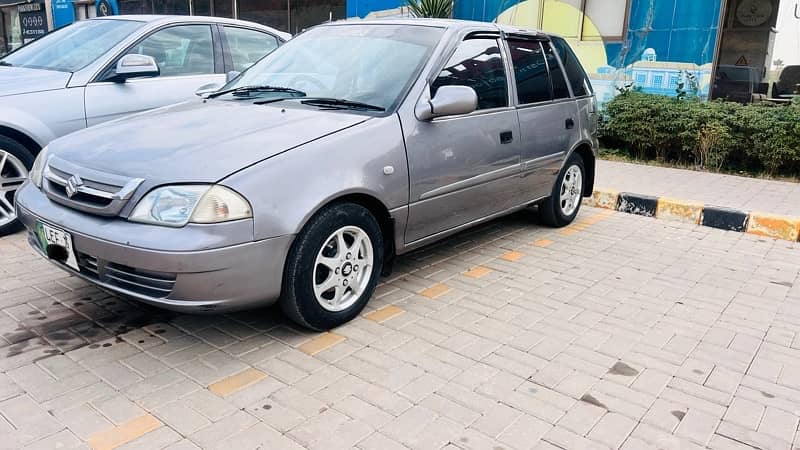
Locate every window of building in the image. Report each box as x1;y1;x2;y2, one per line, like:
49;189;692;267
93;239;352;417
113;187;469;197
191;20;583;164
635;73;647;85
652;74;664;87
224;26;278;72
669;74;680;88
126;25;214;77
507;39;550;104
432;37;508;111
581;0;629;41
534;0;630;42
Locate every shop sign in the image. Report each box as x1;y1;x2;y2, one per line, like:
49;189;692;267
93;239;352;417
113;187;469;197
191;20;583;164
18;2;47;43
52;0;76;29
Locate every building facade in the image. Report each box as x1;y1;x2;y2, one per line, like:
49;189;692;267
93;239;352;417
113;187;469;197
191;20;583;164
2;0;797;101
352;0;797;102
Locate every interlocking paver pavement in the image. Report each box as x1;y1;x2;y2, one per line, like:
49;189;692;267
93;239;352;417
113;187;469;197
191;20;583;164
2;206;800;449
598;160;800;217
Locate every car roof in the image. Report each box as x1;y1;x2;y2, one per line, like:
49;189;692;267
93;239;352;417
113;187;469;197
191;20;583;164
91;15;291;40
326;17;549;38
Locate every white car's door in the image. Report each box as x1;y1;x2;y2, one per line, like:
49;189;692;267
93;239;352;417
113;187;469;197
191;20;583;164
84;24;225;126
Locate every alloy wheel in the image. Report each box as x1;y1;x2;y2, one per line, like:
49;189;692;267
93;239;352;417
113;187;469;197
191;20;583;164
559;164;583;217
0;150;28;228
313;225;374;312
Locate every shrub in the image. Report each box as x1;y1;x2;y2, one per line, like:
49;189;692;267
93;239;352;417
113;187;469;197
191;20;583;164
598;92;800;178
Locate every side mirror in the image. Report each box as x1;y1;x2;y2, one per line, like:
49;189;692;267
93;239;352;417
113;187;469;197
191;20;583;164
226;70;241;83
195;82;223;97
114;54;159;82
416;85;478;121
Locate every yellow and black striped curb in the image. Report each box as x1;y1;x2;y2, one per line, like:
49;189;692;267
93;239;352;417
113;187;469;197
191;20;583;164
584;189;800;242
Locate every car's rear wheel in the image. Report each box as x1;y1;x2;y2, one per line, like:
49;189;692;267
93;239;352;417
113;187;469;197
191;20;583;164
281;203;383;330
0;136;34;236
539;153;585;227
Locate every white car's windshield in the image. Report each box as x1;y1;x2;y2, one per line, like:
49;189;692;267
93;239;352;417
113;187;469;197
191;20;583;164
0;19;143;72
223;24;445;112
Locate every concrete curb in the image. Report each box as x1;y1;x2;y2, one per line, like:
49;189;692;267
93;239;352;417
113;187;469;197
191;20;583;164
584;188;800;242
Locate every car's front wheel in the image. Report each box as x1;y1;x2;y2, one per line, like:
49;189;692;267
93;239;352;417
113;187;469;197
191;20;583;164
0;136;34;236
539;153;585;227
281;203;384;330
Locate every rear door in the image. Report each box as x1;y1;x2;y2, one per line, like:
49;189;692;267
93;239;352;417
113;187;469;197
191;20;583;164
508;36;579;200
84;23;224;126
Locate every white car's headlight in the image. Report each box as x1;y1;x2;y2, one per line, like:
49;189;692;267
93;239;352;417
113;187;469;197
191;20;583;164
129;185;252;227
30;146;50;188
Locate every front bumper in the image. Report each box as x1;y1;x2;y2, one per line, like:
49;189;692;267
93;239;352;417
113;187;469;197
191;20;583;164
16;182;294;313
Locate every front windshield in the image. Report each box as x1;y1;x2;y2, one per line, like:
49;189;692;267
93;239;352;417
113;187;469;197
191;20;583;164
0;19;143;72
224;23;445;112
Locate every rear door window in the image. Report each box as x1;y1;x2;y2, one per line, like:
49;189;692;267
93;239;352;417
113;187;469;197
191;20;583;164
507;39;550;104
543;43;571;99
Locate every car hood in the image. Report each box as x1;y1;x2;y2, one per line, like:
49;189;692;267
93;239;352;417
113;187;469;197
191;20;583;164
0;66;72;97
49;99;370;185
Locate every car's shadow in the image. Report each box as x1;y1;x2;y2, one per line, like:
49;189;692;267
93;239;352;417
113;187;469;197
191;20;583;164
2;207;546;365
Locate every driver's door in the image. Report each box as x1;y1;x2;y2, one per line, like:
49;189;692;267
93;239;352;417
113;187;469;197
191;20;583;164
404;35;523;244
84;24;224;126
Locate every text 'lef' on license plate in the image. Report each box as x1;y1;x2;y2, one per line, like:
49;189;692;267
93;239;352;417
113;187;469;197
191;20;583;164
36;221;79;271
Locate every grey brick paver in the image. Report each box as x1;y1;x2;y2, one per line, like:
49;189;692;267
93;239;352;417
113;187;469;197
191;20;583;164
4;206;800;449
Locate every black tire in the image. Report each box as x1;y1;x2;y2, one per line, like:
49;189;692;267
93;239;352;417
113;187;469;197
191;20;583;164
280;203;384;330
0;135;35;237
539;153;585;228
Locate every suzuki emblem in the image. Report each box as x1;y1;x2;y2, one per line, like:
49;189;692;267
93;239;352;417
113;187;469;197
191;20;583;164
65;175;83;198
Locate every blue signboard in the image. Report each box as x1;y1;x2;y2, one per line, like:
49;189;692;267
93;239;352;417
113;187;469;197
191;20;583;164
51;0;75;28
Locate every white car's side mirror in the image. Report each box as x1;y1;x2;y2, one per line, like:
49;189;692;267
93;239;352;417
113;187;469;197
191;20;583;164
416;85;478;121
114;54;159;82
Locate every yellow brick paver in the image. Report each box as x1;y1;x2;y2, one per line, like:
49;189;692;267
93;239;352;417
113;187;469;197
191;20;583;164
533;239;553;248
208;368;268;397
499;251;524;262
298;332;345;355
87;415;161;450
463;266;493;278
364;305;405;323
419;283;451;299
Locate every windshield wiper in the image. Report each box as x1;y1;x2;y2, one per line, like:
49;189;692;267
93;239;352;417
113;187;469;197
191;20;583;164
0;61;12;67
299;98;385;112
207;85;307;99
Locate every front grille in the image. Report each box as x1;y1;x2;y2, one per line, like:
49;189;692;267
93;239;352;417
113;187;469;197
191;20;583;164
42;157;143;217
77;252;176;298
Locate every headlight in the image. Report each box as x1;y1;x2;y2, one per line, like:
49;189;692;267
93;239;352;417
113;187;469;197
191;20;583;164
30;146;50;188
129;185;252;227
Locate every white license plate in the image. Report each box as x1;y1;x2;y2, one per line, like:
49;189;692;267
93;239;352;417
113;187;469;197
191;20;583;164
36;222;79;271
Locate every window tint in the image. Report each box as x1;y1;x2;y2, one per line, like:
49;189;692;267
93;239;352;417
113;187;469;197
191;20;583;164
551;37;591;96
224;27;279;72
432;37;508;110
126;25;214;77
507;39;550;104
543;43;570;99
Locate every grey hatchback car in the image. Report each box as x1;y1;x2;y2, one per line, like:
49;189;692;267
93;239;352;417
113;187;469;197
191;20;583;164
16;19;598;330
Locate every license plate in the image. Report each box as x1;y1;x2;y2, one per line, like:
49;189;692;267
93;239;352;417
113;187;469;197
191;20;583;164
35;221;79;271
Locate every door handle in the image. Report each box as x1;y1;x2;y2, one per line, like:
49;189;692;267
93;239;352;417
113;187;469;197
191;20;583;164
500;131;513;144
565;118;575;129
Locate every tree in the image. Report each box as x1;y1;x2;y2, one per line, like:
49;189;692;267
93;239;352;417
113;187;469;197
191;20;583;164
774;58;785;69
406;0;453;18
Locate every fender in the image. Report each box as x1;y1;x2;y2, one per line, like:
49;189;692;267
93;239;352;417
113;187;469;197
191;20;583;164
0;105;57;149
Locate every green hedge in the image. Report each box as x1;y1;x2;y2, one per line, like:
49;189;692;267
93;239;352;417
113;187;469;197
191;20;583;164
598;92;800;177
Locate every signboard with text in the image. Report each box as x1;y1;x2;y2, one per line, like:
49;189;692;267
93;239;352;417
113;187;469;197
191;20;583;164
18;2;47;44
52;0;76;29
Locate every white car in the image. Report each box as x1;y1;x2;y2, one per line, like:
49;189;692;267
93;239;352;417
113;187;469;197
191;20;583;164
0;15;288;234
